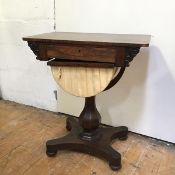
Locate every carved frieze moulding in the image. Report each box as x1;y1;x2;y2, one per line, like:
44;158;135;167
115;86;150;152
28;41;40;60
125;47;140;66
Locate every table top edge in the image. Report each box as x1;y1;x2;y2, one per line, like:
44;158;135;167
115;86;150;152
23;32;151;47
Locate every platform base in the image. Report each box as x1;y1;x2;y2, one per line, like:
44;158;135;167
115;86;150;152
46;117;128;171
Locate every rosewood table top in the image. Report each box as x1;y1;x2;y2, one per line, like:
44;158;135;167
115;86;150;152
23;32;151;47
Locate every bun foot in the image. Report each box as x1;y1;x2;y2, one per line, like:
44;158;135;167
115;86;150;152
109;162;121;171
46;149;57;157
119;135;128;141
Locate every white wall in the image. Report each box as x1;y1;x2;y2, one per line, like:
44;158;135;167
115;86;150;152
0;0;175;143
56;0;175;143
0;0;58;111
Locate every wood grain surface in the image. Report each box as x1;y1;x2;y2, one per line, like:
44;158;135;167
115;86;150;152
51;66;117;97
0;100;175;175
47;45;117;63
23;32;151;47
47;59;115;68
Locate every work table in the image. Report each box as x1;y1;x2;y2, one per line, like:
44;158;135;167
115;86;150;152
23;32;151;171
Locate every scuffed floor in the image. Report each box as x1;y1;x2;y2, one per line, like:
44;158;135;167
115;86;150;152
0;100;175;175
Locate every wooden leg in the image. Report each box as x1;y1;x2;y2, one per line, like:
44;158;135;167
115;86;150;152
46;117;128;171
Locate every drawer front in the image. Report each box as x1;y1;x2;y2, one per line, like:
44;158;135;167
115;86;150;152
46;45;117;63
